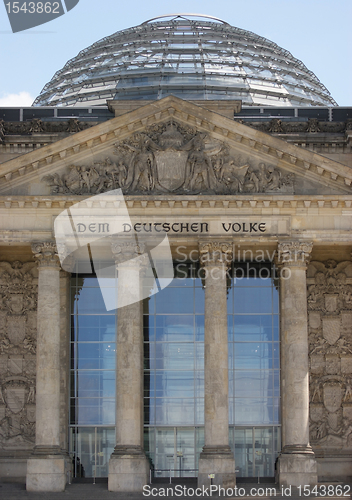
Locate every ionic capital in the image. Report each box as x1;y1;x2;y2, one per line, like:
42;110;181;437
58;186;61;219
31;242;61;269
199;241;233;268
277;241;313;268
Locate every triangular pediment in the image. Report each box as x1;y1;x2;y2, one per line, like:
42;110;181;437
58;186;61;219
0;96;351;196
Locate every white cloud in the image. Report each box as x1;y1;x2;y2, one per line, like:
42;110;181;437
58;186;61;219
0;92;34;107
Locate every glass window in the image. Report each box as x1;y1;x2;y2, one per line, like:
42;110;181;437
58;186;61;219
71;261;280;478
228;263;280;429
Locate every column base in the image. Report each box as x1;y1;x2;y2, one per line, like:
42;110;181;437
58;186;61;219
108;447;149;492
26;453;68;492
198;446;236;489
277;448;318;488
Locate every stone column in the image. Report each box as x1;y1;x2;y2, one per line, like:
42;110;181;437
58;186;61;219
108;240;149;492
277;241;318;487
198;241;236;489
26;242;68;492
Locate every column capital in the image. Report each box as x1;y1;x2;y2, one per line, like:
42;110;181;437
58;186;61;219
199;241;233;268
111;239;146;266
31;241;61;268
277;241;313;268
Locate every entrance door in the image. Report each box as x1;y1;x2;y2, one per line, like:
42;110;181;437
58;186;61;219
70;427;115;478
232;426;280;479
153;427;196;478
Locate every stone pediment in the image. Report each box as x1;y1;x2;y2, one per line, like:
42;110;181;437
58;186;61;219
0;96;351;197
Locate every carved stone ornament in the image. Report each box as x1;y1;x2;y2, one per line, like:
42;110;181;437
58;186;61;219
42;119;295;195
66;118;82;133
277;241;313;267
31;242;60;268
308;259;352;449
249;119;350;135
29;118;44;134
268;119;285;133
306;118;321;133
199;241;233;267
111;240;146;266
2;120;92;136
0;262;37;449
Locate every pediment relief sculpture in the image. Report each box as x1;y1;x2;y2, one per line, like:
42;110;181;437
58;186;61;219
42;120;294;195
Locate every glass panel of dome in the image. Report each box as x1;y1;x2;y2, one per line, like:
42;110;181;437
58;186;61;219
34;15;337;106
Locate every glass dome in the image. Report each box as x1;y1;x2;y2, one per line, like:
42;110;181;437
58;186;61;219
33;14;337;107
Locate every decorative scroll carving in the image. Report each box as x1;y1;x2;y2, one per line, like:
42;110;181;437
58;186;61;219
308;259;352;449
42;119;294;195
199;241;233;267
0;261;37;449
277;241;313;267
31;242;60;268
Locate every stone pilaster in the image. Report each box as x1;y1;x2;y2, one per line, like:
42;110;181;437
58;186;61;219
26;242;68;492
198;241;236;489
108;240;149;492
277;241;318;487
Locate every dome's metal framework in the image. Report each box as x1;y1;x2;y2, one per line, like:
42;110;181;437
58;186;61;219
33;14;337;107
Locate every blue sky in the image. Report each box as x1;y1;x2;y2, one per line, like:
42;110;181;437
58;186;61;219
0;0;351;106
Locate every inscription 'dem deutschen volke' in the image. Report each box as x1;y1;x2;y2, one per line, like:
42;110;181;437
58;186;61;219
75;221;267;234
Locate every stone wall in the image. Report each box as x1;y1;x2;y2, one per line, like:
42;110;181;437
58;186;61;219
307;258;352;480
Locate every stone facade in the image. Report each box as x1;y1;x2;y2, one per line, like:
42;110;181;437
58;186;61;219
0;96;351;489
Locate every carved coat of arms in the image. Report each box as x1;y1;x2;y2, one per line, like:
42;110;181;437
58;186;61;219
2;379;28;414
323;382;344;413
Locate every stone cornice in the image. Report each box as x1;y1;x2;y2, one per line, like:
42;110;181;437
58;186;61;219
0;96;351;194
0;194;350;211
